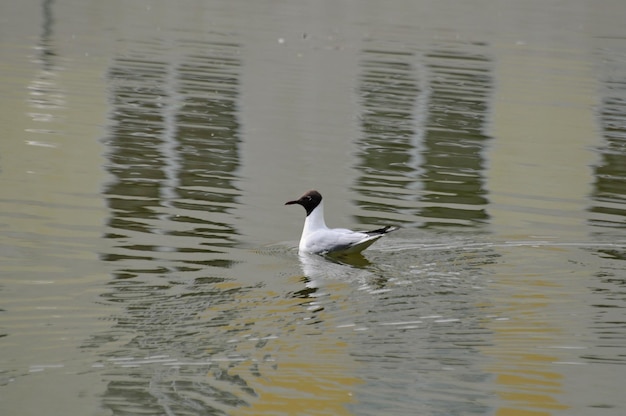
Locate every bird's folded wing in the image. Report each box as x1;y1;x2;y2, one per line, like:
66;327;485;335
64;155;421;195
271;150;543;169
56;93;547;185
309;229;382;254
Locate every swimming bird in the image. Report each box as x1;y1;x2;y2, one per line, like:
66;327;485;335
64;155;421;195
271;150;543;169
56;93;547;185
285;190;397;255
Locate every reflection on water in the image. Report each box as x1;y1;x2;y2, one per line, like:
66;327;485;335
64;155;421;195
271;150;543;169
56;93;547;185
481;246;572;415
38;0;56;71
2;1;626;416
356;46;423;225
102;39;241;271
98;37;247;413
586;40;626;370
28;0;64;134
419;46;492;227
356;42;492;228
590;47;626;236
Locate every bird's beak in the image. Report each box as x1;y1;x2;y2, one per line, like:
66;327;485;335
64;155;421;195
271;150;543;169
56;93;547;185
285;200;299;205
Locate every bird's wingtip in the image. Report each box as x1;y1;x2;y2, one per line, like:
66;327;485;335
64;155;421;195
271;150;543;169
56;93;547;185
365;225;399;236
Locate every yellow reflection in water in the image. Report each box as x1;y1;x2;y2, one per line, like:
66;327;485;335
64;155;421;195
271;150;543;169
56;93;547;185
209;278;361;415
233;359;358;415
480;254;573;415
484;321;570;414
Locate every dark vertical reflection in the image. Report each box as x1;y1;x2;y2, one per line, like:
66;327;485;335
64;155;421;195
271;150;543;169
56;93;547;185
102;40;241;271
39;0;56;70
589;78;626;234
586;49;626;367
174;44;242;266
104;49;170;268
356;43;493;229
355;48;423;226
27;0;63;117
419;46;493;228
97;39;251;414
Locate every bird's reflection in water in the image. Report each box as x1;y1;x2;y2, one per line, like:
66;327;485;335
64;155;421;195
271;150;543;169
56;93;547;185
293;252;387;300
325;251;372;268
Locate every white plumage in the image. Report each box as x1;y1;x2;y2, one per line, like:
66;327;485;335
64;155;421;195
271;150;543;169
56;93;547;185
285;190;397;255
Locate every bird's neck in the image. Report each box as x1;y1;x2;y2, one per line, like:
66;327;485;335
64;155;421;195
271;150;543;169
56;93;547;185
303;201;328;234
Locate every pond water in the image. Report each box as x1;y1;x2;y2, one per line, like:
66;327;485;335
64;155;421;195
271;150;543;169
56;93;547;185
1;0;626;415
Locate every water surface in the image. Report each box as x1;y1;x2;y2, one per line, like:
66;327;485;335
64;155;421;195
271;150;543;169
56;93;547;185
1;0;626;415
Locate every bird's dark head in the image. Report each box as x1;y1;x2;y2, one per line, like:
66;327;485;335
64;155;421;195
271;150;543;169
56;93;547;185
285;190;322;216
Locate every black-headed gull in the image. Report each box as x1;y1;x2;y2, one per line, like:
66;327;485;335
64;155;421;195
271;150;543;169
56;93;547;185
285;190;398;254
